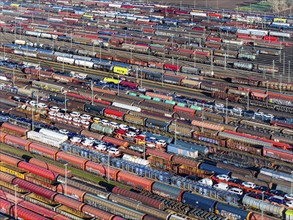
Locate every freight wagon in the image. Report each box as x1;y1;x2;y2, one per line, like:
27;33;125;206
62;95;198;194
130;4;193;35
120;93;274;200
8;42;293;93
0;149;244;220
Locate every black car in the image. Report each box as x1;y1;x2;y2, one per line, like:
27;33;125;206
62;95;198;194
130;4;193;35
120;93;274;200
248;192;269;200
269;189;286;197
254;186;270;192
12;96;27;103
228;178;243;184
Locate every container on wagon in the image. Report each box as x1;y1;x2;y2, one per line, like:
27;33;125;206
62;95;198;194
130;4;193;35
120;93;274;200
152;182;184;201
167;144;198;159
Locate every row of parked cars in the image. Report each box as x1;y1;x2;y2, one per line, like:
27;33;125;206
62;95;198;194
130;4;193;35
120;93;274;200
198;174;293;207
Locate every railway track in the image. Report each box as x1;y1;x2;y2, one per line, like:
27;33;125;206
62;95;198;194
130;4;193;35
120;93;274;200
2;80;292;172
1;31;292;89
3;50;293;118
138;190;211;220
0;4;292;220
0;36;291;170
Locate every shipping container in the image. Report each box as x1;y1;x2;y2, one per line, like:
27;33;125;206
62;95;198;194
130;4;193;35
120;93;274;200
168;121;194;138
28;158;72;177
27;131;64;148
215;202;249;220
4;135;30;151
163;73;184;85
113;66;129;75
242;194;284;217
57;184;86;201
54;194;85;211
28;143;59;159
117;171;154;190
81;205;117;220
145;92;173;101
181;79;201;88
56;152;87;169
112;102;141;112
111;186;165;210
167;144;198;159
0;169;17;183
145;118;171;131
102;136;129;147
12;204;50;220
182;192;216;212
104;108;125;120
199;163;231;176
191;120;224;131
147;149;174;161
90;123;114;134
1;123;29;136
152;182;184;201
18;161;58;181
12;178;57;200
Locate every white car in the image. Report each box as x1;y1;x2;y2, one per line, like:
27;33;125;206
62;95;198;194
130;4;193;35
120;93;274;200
156;139;167;147
56;112;64;118
126;131;136;137
119;124;128;130
82;138;94;147
138;87;146;92
233;107;243;113
197;178;213;186
100;119;110;126
108;147;120;155
146;142;156;148
109;122;119;128
242;182;256;189
286;200;293;207
48;111;56;117
71;136;81;143
70;111;80;118
50;106;60;112
29;100;37;106
80;120;90;126
37;102;47;109
64;114;72;121
80;114;91;121
228;187;243;196
215;103;224;108
95;144;107;151
72;118;81;126
216;174;230;181
213;183;229;191
59;129;69;135
285;194;293;201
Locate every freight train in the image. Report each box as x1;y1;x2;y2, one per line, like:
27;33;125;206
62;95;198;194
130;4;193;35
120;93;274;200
0;171;126;220
19;65;293;116
3;0;293;34
10;39;281;75
18;64;293;111
0;136;291;220
0;157;174;220
2;43;292;93
1;82;292;164
0;197;52;220
0;92;292;169
79;103;293;163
